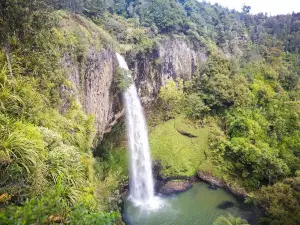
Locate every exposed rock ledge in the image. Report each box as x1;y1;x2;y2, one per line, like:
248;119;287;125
158;181;192;195
175;128;198;138
197;171;248;199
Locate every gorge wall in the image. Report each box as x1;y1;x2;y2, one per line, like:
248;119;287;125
63;36;207;140
129;37;207;105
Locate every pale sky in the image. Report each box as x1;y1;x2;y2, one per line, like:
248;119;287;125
203;0;300;15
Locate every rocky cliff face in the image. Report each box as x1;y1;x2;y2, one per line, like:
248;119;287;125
64;37;207;141
129;37;207;105
63;47;121;140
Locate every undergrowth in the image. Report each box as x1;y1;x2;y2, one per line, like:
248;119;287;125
0;10;123;224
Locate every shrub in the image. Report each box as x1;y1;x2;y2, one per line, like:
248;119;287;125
0;183;122;225
213;214;249;225
183;93;210;119
158;79;184;119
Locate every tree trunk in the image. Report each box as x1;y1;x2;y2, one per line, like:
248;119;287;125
4;38;13;78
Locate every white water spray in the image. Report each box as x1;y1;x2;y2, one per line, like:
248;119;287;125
116;53;156;206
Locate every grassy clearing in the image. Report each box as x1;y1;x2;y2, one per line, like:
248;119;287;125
149;116;210;177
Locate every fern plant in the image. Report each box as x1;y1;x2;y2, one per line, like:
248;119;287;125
213;214;250;225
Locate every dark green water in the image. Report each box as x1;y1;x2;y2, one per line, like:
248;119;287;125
124;182;258;225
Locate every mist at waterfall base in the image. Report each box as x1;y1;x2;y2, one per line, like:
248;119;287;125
116;53;258;225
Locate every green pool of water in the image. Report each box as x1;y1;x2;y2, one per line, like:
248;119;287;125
123;182;258;225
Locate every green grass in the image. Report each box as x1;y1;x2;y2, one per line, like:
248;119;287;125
148;115;246;191
149;116;210;177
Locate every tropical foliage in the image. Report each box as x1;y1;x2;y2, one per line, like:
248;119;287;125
213;214;250;225
1;0;300;224
0;3;122;224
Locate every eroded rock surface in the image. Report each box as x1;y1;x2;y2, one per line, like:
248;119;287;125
197;171;248;198
197;171;226;188
64;37;207;141
130;37;207;105
63;47;120;140
159;181;192;195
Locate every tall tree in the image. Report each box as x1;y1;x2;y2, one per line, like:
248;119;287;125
83;0;107;17
242;5;251;14
51;0;85;13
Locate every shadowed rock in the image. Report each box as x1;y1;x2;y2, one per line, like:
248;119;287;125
197;171;248;199
208;184;218;190
159;181;192;195
197;171;226;188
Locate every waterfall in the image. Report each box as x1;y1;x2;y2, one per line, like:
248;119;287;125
116;53;155;206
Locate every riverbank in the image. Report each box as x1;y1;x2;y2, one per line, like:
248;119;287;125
152;157;248;199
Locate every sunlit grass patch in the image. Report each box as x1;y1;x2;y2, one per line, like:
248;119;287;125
149;116;210;177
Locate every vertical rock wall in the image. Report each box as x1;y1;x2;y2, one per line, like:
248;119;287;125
63;47;120;140
129;37;207;105
64;37;207;140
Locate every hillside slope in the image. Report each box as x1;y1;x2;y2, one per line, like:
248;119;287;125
0;0;299;224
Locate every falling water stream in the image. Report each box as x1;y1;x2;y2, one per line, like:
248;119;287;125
116;53;156;207
116;53;259;225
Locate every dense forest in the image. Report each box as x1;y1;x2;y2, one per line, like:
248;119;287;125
0;0;299;224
